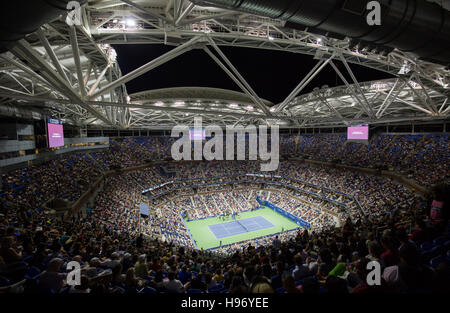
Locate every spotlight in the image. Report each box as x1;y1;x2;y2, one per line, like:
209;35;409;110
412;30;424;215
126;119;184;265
126;18;136;27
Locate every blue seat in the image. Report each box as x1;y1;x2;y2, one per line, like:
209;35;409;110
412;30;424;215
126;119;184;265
208;285;223;293
430;255;448;268
420;242;434;252
187;288;202;294
433;236;447;246
421;246;440;263
139;287;157;294
276;287;286;293
25;266;41;279
445;223;450;235
443;240;450;251
59;286;71;294
0;276;10;287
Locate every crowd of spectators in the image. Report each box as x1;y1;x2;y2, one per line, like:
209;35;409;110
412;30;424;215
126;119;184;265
280;133;449;186
0;133;449;294
1;184;448;293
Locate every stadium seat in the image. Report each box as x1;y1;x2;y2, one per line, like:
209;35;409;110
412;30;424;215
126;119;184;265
420;242;434;252
208;285;223;293
443;240;450;251
433;236;447;246
276;287;286;293
421;246;441;263
430;256;448;268
59;286;71;294
187;288;203;294
139;287;157;294
25;266;41;280
0;276;10;287
445;223;450;236
8;279;26;294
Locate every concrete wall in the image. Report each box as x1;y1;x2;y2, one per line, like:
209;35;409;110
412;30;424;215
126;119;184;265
64;137;109;145
0;137;110;168
0;140;35;153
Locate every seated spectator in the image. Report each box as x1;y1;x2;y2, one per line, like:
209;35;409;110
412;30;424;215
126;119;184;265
164;271;184;293
298;276;320;294
184;272;207;292
205;272;217;289
69;275;91;294
38;258;66;292
213;267;224;283
229;276;248;293
250;276;274;293
0;236;22;264
124;267;143;293
178;265;190;285
292;254;311;280
381;235;400;267
134;254;149;279
325;275;348;293
409;218;431;243
270;262;286;290
282;275;301;293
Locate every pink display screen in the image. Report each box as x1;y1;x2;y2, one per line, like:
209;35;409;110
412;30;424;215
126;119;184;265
347;126;369;140
47;123;64;147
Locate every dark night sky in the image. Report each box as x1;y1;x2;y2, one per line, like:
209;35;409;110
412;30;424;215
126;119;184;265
113;45;394;104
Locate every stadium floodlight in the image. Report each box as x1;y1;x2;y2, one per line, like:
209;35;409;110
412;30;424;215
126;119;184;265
174;101;185;106
246;105;254;111
126;18;136;27
268;36;274;41
229;103;239;108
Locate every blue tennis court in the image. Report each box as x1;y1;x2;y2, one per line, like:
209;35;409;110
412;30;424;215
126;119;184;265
208;216;274;239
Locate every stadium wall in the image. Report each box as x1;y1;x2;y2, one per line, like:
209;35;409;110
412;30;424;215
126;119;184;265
0;137;110;170
256;197;311;229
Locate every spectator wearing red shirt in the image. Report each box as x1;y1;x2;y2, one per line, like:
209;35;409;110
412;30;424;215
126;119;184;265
381;235;400;267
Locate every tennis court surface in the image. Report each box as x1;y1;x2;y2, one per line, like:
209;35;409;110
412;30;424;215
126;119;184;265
208;216;274;239
183;207;301;250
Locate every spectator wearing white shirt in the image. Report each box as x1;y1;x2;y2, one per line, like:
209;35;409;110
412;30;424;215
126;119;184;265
163;271;184;293
292;255;311;281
